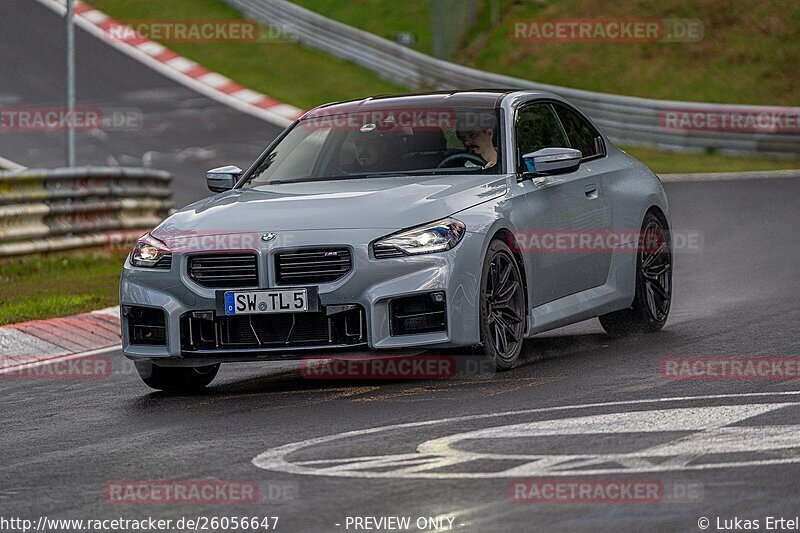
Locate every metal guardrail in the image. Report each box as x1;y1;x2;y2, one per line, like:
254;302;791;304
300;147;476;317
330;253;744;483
0;167;172;257
659;169;800;182
224;0;800;156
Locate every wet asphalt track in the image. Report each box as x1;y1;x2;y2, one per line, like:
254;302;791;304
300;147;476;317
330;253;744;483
2;1;800;532
3;177;800;532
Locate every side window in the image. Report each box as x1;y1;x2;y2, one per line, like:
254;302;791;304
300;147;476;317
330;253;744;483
554;104;603;158
515;103;570;159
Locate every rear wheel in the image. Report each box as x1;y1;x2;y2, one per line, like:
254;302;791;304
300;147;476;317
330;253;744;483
134;361;219;391
480;239;526;370
599;211;672;337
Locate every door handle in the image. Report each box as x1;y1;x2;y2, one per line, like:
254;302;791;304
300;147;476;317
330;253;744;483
584;184;599;199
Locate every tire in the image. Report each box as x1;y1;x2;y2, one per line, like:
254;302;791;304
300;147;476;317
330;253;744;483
134;361;219;391
480;239;526;370
599;210;672;337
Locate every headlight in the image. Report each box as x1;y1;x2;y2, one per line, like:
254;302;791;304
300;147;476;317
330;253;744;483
374;218;466;257
130;233;171;268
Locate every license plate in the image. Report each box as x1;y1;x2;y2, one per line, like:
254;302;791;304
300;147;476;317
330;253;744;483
224;289;308;315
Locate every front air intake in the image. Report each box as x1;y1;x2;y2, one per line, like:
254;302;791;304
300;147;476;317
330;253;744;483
124;305;167;345
389;292;447;336
187;254;258;288
275;248;352;285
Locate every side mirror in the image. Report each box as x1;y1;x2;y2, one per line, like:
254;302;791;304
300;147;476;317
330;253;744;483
521;147;582;178
206;165;242;192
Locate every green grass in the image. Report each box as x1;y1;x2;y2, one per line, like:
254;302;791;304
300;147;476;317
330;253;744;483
460;0;800;106
0;252;125;325
89;0;405;109
293;0;436;55
620;146;800;174
86;0;798;173
290;0;800;106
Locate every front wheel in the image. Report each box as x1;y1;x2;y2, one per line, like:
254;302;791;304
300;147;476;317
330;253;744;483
599;211;672;337
480;239;526;370
134;361;220;391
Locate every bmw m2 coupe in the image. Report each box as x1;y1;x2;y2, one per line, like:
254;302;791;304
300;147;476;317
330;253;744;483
121;90;673;390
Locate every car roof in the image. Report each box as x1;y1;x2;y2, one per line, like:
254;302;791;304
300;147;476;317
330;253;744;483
301;89;566;118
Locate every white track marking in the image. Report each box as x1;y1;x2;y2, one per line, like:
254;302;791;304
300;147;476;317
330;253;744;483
165;56;198;73
198;72;232;88
81;9;107;24
0;155;26;170
91;306;120;318
253;392;800;479
136;41;166;56
415;404;786;455
270;103;308;121
234;89;267;104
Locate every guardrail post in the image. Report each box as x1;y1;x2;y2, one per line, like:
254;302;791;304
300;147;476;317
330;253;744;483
66;0;76;167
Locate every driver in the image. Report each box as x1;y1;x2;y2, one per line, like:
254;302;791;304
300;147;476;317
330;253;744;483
455;113;498;169
350;128;389;172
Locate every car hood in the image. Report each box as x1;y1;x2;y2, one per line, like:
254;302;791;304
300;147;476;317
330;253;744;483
156;174;508;233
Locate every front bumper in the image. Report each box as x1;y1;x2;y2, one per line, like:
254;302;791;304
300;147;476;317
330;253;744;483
120;228;485;365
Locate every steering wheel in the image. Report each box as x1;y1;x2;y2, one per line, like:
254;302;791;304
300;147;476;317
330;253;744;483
437;152;486;169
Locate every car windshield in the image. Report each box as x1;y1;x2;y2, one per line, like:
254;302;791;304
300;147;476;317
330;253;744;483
242;106;502;186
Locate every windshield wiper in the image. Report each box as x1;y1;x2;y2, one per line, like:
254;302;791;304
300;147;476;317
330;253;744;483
265;178;322;185
265;174;394;185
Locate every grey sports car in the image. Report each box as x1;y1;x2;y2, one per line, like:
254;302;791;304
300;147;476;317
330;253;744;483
121;89;672;390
